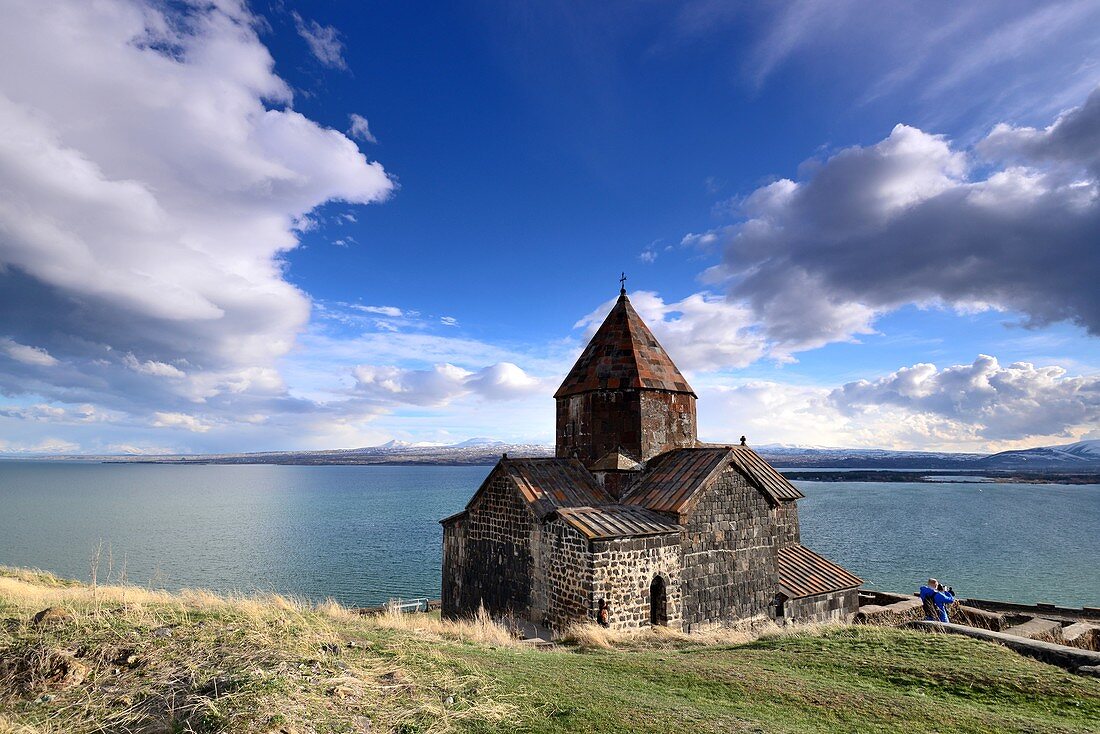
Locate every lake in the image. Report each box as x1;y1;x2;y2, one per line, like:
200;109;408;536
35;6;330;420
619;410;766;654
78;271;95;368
0;462;1097;607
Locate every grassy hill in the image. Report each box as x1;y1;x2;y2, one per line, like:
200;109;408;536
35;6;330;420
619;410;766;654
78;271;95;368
1;567;1098;733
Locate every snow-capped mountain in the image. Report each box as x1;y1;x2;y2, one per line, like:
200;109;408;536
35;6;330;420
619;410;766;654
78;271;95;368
978;439;1100;469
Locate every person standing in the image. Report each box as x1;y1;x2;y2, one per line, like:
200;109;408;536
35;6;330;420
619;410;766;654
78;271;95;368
597;598;610;628
919;578;955;622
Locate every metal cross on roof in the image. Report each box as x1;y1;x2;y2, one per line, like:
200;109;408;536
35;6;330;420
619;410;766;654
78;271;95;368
619;272;627;295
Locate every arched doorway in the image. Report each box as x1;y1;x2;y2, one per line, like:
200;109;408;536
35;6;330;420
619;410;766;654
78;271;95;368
649;575;668;626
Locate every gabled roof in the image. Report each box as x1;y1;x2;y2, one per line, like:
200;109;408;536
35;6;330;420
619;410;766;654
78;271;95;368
621;446;804;513
464;457;612;520
554;293;695;398
554;505;681;540
728;446;804;502
777;544;862;598
621;447;729;513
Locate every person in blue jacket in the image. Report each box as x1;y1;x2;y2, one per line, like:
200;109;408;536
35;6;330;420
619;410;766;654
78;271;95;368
919;578;955;622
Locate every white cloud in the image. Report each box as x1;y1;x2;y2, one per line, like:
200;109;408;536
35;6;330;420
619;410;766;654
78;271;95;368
293;12;347;70
0;338;58;366
152;411;212;433
348;114;378;144
829;355;1100;442
695;90;1100;352
123;353;186;379
354;305;404;317
672;2;1100;123
697;355;1100;452
353;362;544;407
0;0;392;431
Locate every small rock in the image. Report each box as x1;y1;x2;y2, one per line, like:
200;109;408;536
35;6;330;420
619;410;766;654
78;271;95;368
353;715;372;732
152;626;173;638
32;607;72;627
443;695;455;706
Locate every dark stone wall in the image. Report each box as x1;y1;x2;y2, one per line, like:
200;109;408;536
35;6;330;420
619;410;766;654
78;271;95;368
441;517;466;618
782;588;859;623
680;466;780;630
776;501;800;547
541;519;593;631
556;389;697;464
591;534;683;630
639;391;697;459
442;468;534;618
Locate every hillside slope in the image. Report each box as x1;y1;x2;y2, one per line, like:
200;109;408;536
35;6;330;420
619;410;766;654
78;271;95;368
1;568;1098;733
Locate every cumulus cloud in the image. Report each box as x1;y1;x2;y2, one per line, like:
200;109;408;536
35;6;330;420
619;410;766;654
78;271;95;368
152;412;213;433
696;354;1100;451
348;114;378;144
0;0;392;434
0;338;58;367
696;89;1100;353
353;362;543;407
293;12;347;69
123;354;186;379
829;355;1100;442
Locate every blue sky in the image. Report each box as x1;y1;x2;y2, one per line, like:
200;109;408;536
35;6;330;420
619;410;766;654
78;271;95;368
1;0;1099;454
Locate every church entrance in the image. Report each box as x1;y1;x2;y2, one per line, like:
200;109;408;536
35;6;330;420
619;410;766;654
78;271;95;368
649;575;668;626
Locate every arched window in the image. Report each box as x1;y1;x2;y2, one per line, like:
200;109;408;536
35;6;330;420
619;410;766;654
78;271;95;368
649;575;668;626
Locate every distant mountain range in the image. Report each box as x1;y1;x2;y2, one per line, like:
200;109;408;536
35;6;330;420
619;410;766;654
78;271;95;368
24;438;1100;471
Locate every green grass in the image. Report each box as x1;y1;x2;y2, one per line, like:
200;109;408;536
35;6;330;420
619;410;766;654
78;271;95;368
0;567;1097;733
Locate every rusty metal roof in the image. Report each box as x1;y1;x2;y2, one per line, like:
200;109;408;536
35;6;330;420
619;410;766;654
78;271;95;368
554;294;696;398
777;544;862;598
621;446;804;512
621;447;729;512
555;505;681;540
500;457;611;512
728;446;804;502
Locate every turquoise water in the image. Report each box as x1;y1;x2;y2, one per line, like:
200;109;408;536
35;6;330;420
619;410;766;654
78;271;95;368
0;462;1096;607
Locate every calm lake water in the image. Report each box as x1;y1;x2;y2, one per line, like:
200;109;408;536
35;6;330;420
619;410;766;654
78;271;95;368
0;462;1097;607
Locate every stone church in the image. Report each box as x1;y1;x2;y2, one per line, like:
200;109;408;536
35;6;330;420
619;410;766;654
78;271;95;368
441;286;861;632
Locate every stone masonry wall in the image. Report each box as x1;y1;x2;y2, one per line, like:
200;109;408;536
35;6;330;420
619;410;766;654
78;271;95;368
556;389;697;464
592;534;683;631
782;588;859;624
775;501;800;547
448;468;534;618
441;518;466;618
541;519;593;631
556;390;642;464
680;466;780;630
638;391;697;460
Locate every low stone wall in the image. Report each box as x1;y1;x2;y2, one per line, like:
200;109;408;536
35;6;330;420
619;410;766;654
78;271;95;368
784;588;858;624
911;621;1100;675
855;598;923;626
1003;617;1065;645
1064;622;1100;652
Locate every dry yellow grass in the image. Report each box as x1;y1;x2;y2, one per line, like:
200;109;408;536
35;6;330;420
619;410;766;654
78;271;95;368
0;567;524;733
365;604;520;648
560;616;838;651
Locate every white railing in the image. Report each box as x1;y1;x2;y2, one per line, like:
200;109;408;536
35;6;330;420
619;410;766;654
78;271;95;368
385;597;429;613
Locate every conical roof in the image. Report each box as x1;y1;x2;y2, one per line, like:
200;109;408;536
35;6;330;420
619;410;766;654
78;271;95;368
555;293;695;398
